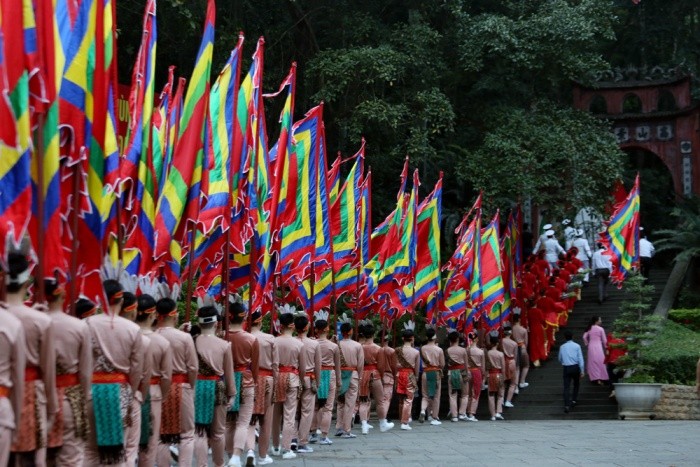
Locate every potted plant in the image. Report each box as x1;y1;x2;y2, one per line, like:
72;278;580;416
612;273;664;420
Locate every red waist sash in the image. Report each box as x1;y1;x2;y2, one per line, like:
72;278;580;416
488;369;502;374
25;366;41;382
150;376;161;386
172;373;188;384
448;365;465;371
92;372;128;384
0;386;9;398
258;368;273;377
56;373;80;388
424;366;441;372
279;365;298;375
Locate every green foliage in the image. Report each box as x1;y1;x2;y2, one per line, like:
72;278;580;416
668;309;700;333
641;320;700;385
456;103;624;216
654;197;700;263
676;287;700;309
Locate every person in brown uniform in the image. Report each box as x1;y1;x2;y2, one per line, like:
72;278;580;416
120;292;152;466
358;322;394;434
501;326;518;409
134;294;172;467
419;328;444;425
271;309;306;460
0;298;26;467
335;317;364;439
294;314;320;453
155;297;198;467
485;331;506;421
379;331;396;425
83;279;144;466
445;331;469;422
192;305;235;467
245;310;277;465
511;310;530;391
466;331;485;422
310;311;340;446
44;279;92;465
6;253;57;467
225;301;259;467
395;323;419;431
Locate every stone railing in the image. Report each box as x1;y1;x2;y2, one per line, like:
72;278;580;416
653;384;700;420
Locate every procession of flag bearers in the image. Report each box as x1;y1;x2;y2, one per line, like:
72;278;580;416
0;226;597;466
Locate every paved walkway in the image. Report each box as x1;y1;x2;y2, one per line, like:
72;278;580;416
275;420;699;466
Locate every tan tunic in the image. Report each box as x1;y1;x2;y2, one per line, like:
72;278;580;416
397;346;420;374
195;334;235;398
420;343;445;370
86;314;144;392
274;335;306;381
361;343;385;374
47;310;92;399
156;326;198;387
502;338;518;360
317;338;341;387
6;303;58;416
487;348;505;370
512;324;529;348
143;331;172;399
446;346;468;368
467;345;486;373
252;329;278;376
338;339;364;374
300;336;321;381
227;330;259;388
0;308;25;430
382;346;397;380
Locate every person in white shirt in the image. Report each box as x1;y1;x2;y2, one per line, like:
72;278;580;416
533;223;553;254
572;229;592;283
639;227;655;281
543;230;565;269
562;219;576;249
591;244;613;305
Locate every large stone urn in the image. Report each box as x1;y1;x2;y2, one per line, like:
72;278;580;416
613;383;663;420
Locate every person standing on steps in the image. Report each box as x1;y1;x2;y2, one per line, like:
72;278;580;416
583;316;608;386
572;229;592;284
445;331;469;422
511;309;530;390
419;328;444;425
465;332;485;422
501;326;518;409
485;332;505;421
591;243;612;305
639;228;655;283
558;330;585;413
395;322;419;431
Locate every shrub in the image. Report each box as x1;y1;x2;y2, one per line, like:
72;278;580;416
640;320;700;385
668;308;700;332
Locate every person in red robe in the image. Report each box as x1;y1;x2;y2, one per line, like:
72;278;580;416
526;299;546;367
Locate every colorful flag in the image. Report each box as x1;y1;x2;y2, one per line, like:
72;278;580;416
154;0;215;264
599;173;640;286
480;211;506;329
499;207;522;325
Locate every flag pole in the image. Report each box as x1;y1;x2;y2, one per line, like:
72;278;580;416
35;113;46;303
184;223;196;323
247;236;257;330
223;229;231;337
309;261;315;322
68;164;82;315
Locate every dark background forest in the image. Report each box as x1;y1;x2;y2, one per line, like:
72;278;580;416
115;0;700;247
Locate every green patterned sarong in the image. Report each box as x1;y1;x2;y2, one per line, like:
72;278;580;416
339;370;353;396
426;371;438;398
92;383;125;462
139;391;151;447
228;372;243;412
449;370;462;393
317;369;332;400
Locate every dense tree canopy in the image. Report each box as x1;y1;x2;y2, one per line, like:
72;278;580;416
115;0;699;223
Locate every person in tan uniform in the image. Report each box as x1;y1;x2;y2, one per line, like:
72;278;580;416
120;292;151;466
485;332;505;421
379;331;396;425
502;326;519;409
512;310;530;391
335;318;364;439
445;331;469;422
192;305;235;467
134;294;172;467
245;310;277;466
294;314;320;453
310;311;340;446
5;252;57;467
466;332;485;422
271;309;306;460
0;299;26;467
225;301;259;467
155;297;198;467
83;279;144;466
358;322;394;434
43;279;92;465
419;328;444;425
395;323;419;431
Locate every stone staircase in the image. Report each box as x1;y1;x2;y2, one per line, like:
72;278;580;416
484;268;668;420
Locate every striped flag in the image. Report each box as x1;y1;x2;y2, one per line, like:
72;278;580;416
480;211;506;329
599;173;640;286
154;0;215;263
